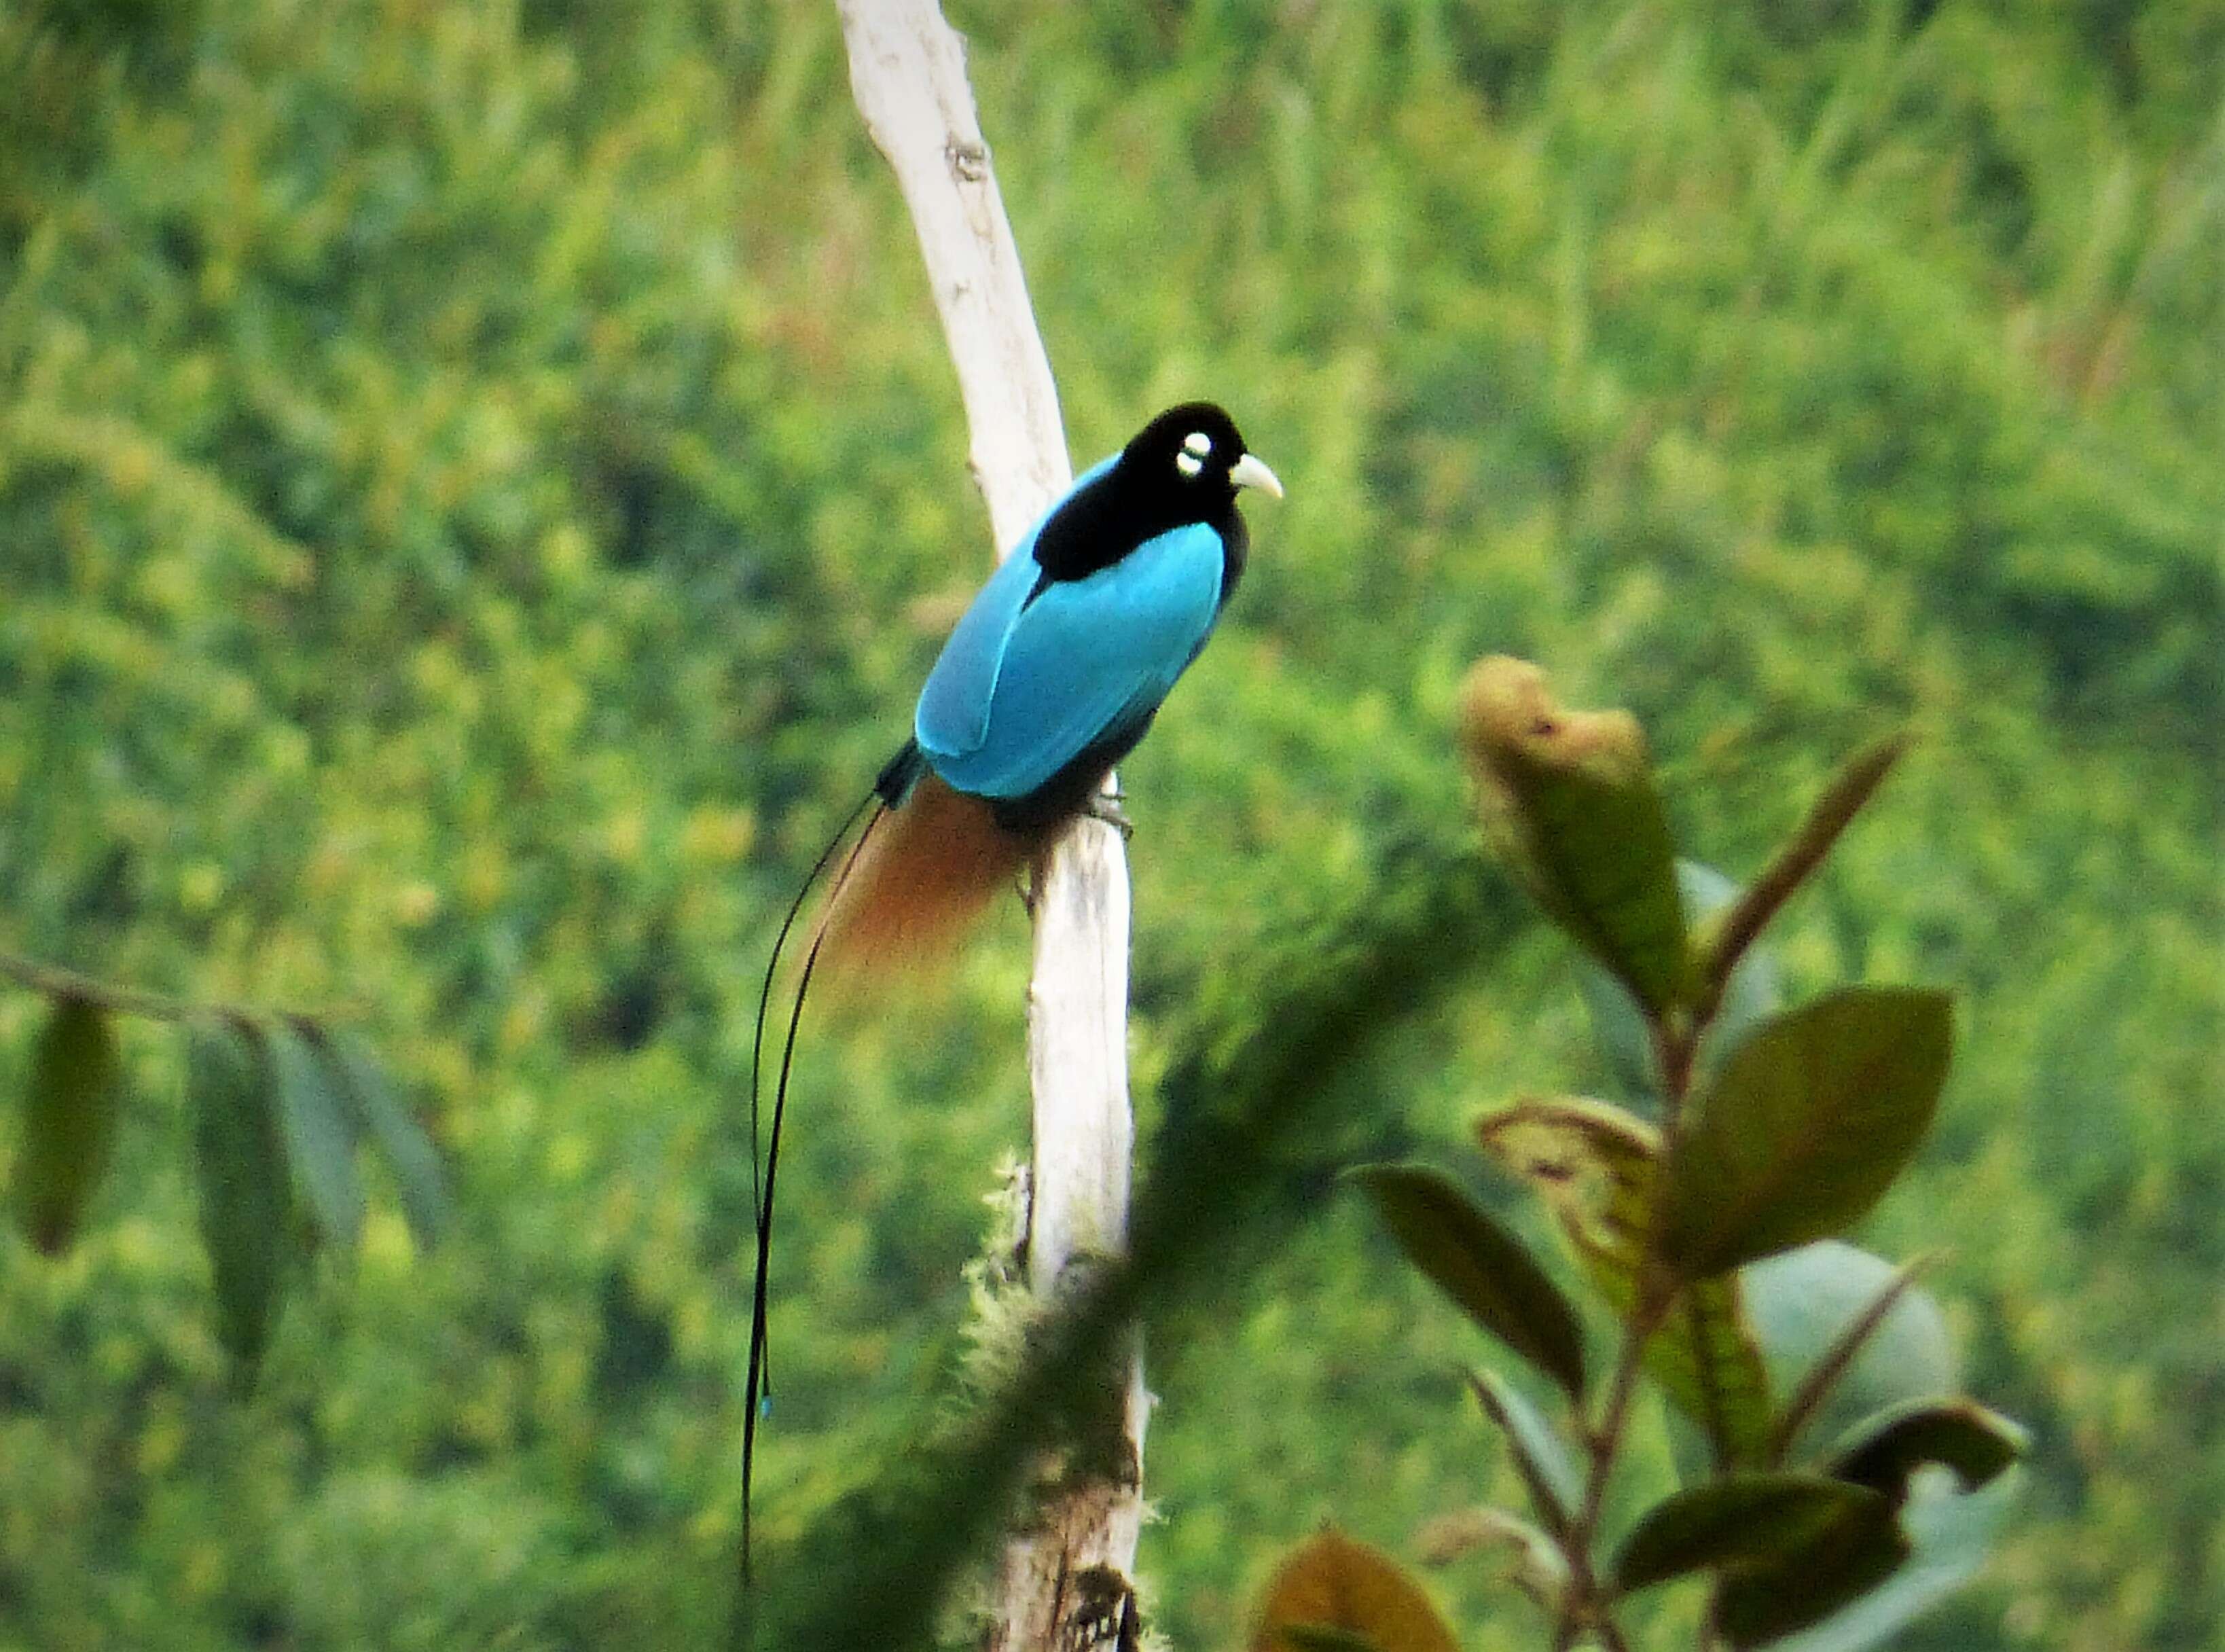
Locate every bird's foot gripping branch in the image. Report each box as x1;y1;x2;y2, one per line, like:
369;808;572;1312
1250;659;2026;1652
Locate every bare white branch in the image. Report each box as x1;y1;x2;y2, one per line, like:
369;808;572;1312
835;2;1146;1645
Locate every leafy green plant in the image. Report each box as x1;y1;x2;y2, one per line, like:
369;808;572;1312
1253;660;2024;1652
1;952;450;1386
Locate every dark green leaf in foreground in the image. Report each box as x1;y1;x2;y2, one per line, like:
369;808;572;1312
259;1019;365;1253
1353;1163;1587;1400
1612;1473;1889;1592
1468;1368;1582;1537
1754;1470;2019;1652
1479;1099;1771;1464
1459;657;1693;1013
1713;1494;1911;1649
1248;1529;1460;1652
187;1020;292;1383
316;1028;451;1245
12;995;123;1255
1828;1400;2027;1502
1662;989;1953;1276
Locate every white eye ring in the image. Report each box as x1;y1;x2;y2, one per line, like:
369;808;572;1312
1175;450;1204;478
1182;430;1213;458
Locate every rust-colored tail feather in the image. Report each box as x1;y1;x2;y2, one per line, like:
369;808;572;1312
816;772;1040;983
743;767;1041;1587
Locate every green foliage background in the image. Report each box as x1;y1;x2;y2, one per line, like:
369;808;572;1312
0;0;2216;1647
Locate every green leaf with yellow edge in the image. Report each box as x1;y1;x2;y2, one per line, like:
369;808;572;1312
258;1019;365;1253
1661;988;1953;1277
1352;1163;1587;1400
187;1020;292;1386
1478;1099;1771;1465
1612;1473;1889;1592
12;994;123;1255
1249;1529;1461;1652
1458;656;1692;1013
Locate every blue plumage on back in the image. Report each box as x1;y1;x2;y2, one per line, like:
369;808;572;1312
913;452;1118;764
918;520;1225;801
907;408;1277;827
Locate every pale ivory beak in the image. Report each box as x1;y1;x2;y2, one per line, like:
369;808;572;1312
1229;452;1284;499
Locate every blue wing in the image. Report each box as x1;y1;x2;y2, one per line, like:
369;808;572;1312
914;454;1117;759
916;518;1225;801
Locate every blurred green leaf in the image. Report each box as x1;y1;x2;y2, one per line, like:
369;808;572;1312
1662;989;1954;1276
1766;1253;1931;1461
1466;1368;1582;1537
258;1020;365;1254
1413;1505;1569;1604
1248;1529;1460;1652
315;1028;451;1246
1352;1163;1587;1400
187;1020;291;1385
1579;862;1784;1103
1459;657;1692;1012
1745;1242;1956;1456
1575;963;1660;1102
1650;1286;1775;1472
12;994;122;1255
1756;1471;2021;1652
1712;1493;1911;1649
1695;733;1910;1014
1828;1400;2027;1501
1612;1473;1888;1592
1478;1099;1771;1464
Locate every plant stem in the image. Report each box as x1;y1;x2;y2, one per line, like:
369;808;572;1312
0;950;336;1026
1549;1277;1673;1651
1552;1017;1701;1650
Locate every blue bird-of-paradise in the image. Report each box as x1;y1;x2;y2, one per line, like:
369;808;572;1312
742;401;1281;1577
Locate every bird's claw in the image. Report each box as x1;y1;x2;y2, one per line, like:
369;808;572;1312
1083;793;1134;840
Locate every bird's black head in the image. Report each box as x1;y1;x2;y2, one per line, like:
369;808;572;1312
1117;401;1283;516
1031;401;1282;590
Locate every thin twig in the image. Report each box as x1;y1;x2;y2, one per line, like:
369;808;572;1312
1551;1012;1703;1650
0;950;346;1026
1554;1278;1674;1651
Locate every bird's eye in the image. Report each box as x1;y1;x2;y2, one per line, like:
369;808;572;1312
1182;431;1213;458
1174;450;1204;478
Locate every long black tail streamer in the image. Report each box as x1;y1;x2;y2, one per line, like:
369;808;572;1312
748;789;879;1225
741;794;886;1590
